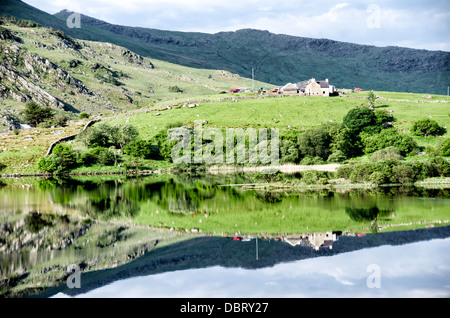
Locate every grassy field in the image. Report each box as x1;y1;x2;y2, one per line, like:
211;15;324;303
1;91;449;175
107;92;450;139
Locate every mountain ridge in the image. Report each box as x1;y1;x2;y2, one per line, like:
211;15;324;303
1;0;449;93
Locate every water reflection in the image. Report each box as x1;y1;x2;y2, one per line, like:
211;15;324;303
1;173;450;297
56;238;450;298
40;225;450;298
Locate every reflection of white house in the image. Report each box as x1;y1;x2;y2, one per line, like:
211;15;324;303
282;231;338;250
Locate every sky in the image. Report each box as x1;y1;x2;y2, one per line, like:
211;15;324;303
23;0;450;51
54;238;450;298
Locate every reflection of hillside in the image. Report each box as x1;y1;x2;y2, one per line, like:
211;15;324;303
36;225;450;298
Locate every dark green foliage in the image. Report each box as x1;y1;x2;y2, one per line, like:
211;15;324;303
345;207;391;222
22;102;54;127
16;19;41;27
124;139;161;159
301;170;329;185
337;158;450;185
51;143;78;170
79;112;90;119
78;123;138;151
411;118;446;137
297;126;332;160
78;151;96;166
38;143;78;173
367;91;376;108
361;128;418;156
25;212;53;233
327;150;347;163
150;130;179;162
342;107;377;134
440;138;450;156
375;110;393;126
300;156;325;165
279;140;299;164
323;123;359;158
168;85;183;93
90;147;116;166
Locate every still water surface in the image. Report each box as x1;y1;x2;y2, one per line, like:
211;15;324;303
54;237;450;298
1;173;449;297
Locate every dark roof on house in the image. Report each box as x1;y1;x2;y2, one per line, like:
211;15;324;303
318;81;329;88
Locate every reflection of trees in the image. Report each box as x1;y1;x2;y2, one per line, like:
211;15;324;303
154;180;218;214
256;191;284;204
40;178;140;220
345;207;393;234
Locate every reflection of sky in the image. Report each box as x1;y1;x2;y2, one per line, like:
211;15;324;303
55;238;450;298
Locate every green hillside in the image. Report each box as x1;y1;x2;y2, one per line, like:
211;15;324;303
0;19;269;125
1;0;449;94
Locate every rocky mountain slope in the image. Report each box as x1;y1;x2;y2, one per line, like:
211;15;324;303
0;18;266;132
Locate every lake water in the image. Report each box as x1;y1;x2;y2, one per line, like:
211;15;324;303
0;173;449;298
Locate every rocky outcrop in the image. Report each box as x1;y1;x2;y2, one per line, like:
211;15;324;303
0;43;95;110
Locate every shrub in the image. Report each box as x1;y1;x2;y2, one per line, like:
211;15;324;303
368;171;390;185
367;91;376;109
370;146;404;162
90;147;116;166
301;170;329;185
124;139;160;159
77;123;138;150
323;123;360;158
327;150;347;163
150;129;180;162
79;112;90;119
300;156;324;165
280;139;299;164
38;144;78;173
297;126;332;160
392;165;414;184
343;106;377;134
411;119;446;137
53;114;69;127
361;128;418;156
375;110;393;126
23;102;54;127
169;85;183;93
439;138;450;156
77;151;97;166
37;154;60;173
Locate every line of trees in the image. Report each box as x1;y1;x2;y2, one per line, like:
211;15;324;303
36;103;450;183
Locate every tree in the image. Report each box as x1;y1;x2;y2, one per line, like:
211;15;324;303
124;139;160;159
23;102;54;127
411;118;446;137
117;124;139;151
38;143;78;173
361;128;418;156
440;138;450;156
367;91;376;109
343;106;377;134
297;126;332;160
78;123;139;151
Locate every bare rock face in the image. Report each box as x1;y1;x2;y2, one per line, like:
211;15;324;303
0;43;95;110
